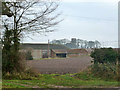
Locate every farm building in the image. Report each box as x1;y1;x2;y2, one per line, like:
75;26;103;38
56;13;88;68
20;43;69;59
85;48;94;55
20;43;90;59
67;49;88;57
51;49;68;58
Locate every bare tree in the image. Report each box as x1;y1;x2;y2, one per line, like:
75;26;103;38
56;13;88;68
94;40;101;48
2;1;61;36
2;2;13;17
2;0;61;74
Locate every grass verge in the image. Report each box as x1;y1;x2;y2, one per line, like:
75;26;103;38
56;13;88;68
2;72;120;88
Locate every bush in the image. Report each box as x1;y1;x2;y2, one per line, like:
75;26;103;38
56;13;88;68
75;71;96;80
90;63;117;80
3;69;39;80
90;48;119;80
90;48;118;64
26;51;33;60
2;52;27;79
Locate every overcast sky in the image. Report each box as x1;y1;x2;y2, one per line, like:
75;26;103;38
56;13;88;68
23;0;119;48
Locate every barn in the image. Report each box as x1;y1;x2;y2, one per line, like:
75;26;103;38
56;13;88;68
67;49;88;57
51;49;68;58
20;43;69;59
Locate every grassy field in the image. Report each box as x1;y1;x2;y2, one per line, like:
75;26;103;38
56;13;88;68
2;73;120;88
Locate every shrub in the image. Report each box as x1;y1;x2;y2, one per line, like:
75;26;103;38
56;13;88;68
90;63;117;80
90;48;119;80
75;71;95;80
2;52;26;79
3;69;39;80
26;51;33;60
90;48;118;64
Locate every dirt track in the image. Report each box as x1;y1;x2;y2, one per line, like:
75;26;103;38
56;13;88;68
26;55;92;74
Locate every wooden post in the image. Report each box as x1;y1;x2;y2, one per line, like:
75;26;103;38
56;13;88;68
48;39;49;58
117;48;120;81
118;2;120;82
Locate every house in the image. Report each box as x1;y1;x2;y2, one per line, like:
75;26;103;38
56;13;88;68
51;49;68;58
20;43;69;59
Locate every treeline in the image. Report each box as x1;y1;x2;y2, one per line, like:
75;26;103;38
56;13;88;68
50;38;101;49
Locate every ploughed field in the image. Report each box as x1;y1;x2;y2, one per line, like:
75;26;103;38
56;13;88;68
26;55;92;74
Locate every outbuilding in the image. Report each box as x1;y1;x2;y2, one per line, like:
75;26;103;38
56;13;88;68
67;49;88;57
20;43;69;59
51;49;68;58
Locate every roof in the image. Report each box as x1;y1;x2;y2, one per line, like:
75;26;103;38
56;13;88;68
20;43;69;50
85;48;93;54
51;49;68;54
68;49;88;54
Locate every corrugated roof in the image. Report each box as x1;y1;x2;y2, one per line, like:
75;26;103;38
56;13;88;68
51;49;68;54
20;43;69;50
68;49;88;54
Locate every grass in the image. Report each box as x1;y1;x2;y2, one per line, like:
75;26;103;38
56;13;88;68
0;81;2;89
2;73;120;88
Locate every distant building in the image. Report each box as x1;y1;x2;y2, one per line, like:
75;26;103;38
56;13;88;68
51;49;68;58
67;49;88;57
20;43;69;59
20;43;90;60
85;48;94;55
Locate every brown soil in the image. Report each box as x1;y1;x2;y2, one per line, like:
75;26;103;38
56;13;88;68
26;55;92;74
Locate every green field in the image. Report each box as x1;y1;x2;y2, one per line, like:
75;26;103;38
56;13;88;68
2;73;120;88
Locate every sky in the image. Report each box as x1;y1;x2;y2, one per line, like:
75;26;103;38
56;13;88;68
23;0;119;48
61;0;119;3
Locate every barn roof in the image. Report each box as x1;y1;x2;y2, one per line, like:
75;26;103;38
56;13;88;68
20;43;69;50
68;49;88;54
51;49;68;54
